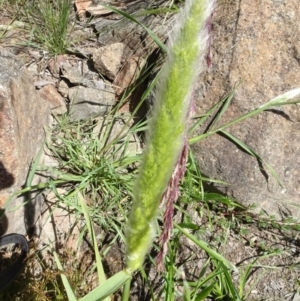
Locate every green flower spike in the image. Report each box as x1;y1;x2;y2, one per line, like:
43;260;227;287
125;0;216;272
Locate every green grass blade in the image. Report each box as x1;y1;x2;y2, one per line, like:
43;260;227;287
184;264;223;300
3;140;46;211
53;250;77;301
190;88;300;145
209;89;236;130
175;224;237;272
196;259;210;282
188;95;229;136
79;270;131;301
77;190;108;291
183;280;191;301
213;91;300;135
139;266;156;301
219;262;242;301
194;283;215;301
102;5;167;53
186;150;205;200
121;279;131;301
202;192;245;209
26;139;45;186
239;251;281;298
260;88;300;107
239;257;260;297
192;269;223;288
220;130;283;187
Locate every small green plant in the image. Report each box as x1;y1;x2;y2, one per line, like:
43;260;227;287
24;0;73;55
42;112;144;234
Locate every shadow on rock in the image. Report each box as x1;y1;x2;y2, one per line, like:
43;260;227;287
0;161;14;190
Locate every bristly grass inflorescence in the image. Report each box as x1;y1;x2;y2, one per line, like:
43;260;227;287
125;0;216;272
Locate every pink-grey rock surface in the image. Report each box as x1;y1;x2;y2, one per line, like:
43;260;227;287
192;0;300;218
0;50;49;234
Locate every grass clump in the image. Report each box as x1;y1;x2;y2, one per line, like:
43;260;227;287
0;0;73;54
24;0;73;55
43;112;143;233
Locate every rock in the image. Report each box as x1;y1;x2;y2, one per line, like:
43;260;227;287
0;21;25;31
94;0;171;58
93;116;142;159
86;5;120;16
34;79;56;89
96;18;147;58
61;59;104;88
192;0;300;218
26;62;39;76
68;86;115;120
28;49;43;61
61;59;92;85
292;292;300;301
39;85;67;115
58;79;69;98
74;0;92;17
0;50;50;235
114;56;146;96
40;189;81;251
47;55;67;78
92;43;124;80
